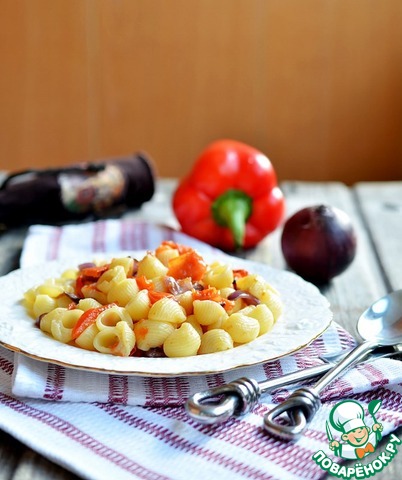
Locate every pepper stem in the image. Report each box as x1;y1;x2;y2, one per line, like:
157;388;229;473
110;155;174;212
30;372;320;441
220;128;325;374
212;189;253;249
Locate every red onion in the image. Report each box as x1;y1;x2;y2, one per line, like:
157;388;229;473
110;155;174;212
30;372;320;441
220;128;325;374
281;205;357;284
227;290;260;305
62;291;81;304
78;262;96;270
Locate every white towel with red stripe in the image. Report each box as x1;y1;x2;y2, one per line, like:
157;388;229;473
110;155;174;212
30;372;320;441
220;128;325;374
1;220;402;480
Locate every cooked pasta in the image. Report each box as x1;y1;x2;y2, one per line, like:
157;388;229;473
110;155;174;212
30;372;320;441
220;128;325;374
24;240;283;358
203;261;234;289
193;300;228;326
106;279;139;306
50;309;84;344
137;253;168;279
199;329;234;354
222;312;260;344
93;321;135;356
163;323;201;357
125;290;151;320
75;323;98;351
95;306;133;330
134;319;175;351
148;297;187;324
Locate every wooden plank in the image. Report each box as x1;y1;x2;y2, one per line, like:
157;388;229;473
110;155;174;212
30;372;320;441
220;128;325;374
354;181;402;291
0;431;24;480
0;227;27;276
11;450;80;480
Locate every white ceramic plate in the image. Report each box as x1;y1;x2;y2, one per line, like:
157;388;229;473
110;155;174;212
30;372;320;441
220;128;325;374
0;252;332;376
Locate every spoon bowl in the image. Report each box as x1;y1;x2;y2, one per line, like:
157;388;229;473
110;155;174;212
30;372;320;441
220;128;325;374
357;290;402;344
263;289;402;440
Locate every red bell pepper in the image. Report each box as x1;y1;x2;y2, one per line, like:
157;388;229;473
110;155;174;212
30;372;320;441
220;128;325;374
172;140;285;250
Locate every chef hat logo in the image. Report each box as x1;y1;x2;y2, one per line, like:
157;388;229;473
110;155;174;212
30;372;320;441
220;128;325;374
329;400;366;434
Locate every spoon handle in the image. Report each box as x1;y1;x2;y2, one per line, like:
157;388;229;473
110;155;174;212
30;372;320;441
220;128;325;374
263;340;378;440
313;340;377;392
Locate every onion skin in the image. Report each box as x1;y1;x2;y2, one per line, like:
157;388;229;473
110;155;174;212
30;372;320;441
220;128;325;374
227;290;260;305
281;205;357;285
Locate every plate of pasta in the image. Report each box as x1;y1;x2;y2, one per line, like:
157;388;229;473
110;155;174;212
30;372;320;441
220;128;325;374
0;241;332;376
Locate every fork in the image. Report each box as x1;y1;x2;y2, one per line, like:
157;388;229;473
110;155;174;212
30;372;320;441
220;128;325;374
185;345;402;424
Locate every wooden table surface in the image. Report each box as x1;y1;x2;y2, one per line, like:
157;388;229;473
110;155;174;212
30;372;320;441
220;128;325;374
0;179;401;479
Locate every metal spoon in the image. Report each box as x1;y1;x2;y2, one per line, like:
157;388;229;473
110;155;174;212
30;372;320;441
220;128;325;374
263;289;402;440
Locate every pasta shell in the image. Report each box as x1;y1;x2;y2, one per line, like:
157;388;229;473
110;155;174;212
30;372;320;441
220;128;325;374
77;298;103;311
137;253;168;279
107;278;139;306
93;321;135;357
33;294;57;318
203;261;234;289
96;306;133;330
184;315;203;338
134;319;175;351
193;300;228;326
50;309;83;343
199;329;234;354
155;248;179;267
125;290;151;321
148;297;186;324
109;257;135;276
75;323;99;351
97;266;126;293
163;323;201;357
244;304;274;335
222;313;260;344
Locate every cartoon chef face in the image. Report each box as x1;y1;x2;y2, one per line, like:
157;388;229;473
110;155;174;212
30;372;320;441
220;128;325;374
342;426;370;446
329;400;370;446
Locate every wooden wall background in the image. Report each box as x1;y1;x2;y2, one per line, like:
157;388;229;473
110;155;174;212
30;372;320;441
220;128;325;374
1;0;402;184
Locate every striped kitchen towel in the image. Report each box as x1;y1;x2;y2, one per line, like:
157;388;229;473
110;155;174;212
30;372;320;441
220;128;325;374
0;220;401;480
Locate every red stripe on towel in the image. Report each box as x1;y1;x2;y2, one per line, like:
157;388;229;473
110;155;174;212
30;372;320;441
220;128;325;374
46;227;62;261
92;221;107;252
0;393;169;480
108;375;129;404
44;364;65;401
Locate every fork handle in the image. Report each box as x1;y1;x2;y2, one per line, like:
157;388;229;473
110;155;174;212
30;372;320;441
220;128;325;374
263;341;378;440
263;387;320;440
185;377;260;424
185;362;335;425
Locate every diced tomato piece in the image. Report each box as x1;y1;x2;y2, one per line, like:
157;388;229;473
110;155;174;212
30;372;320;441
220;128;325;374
75;264;109;297
192;287;234;312
156;241;193;256
135;275;154;291
80;265;109;279
148;290;174;304
233;269;249;280
75;276;87;297
192;286;220;302
72;303;115;340
167;250;207;281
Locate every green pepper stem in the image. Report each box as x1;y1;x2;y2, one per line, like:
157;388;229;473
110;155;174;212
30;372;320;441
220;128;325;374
212;189;253;249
